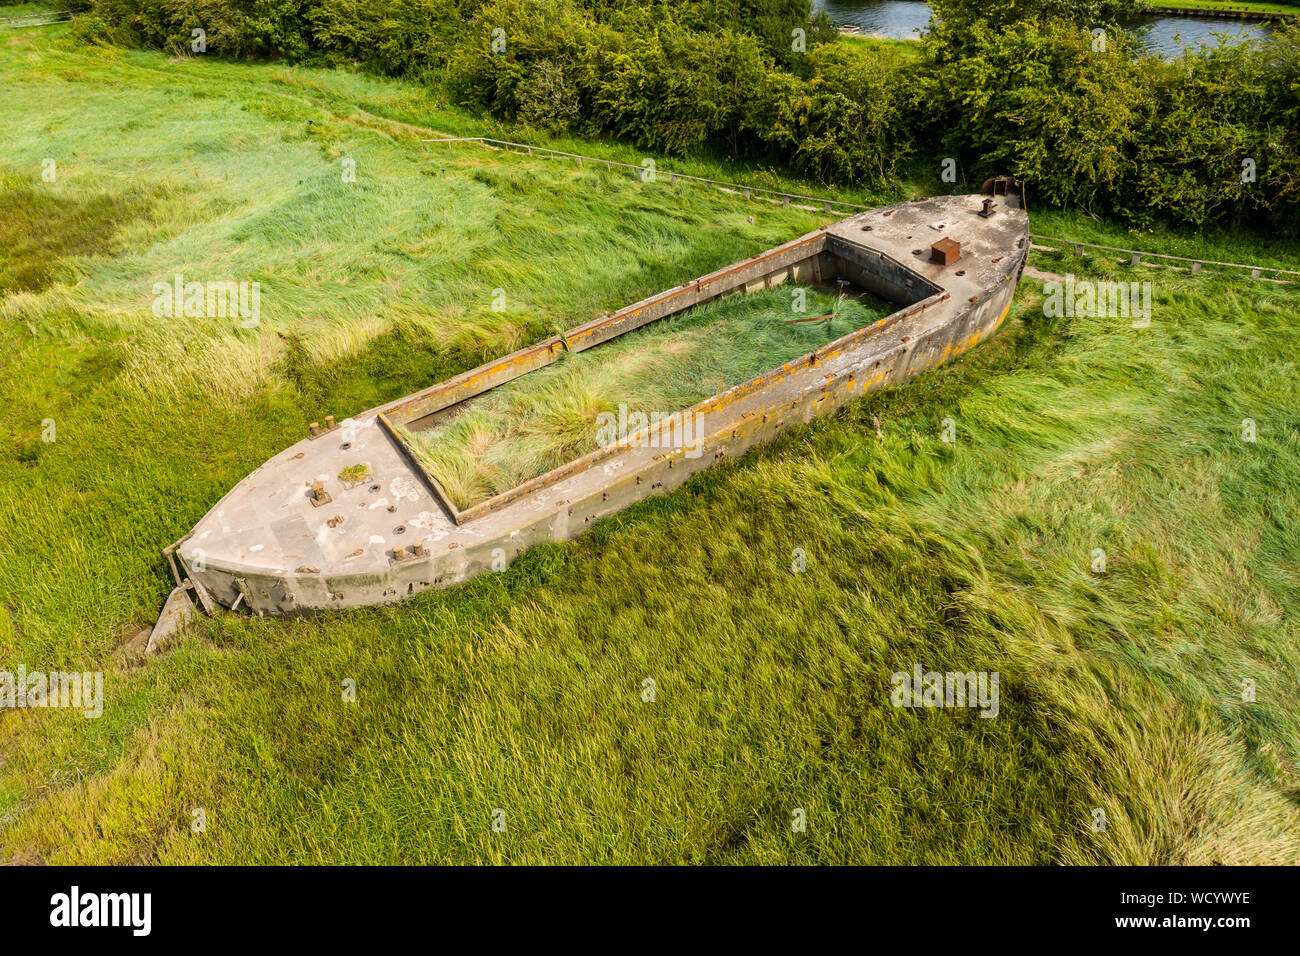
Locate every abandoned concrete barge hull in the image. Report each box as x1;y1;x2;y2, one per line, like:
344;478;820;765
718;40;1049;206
169;190;1028;617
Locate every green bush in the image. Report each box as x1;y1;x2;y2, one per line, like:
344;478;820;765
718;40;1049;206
73;0;1300;229
747;42;916;183
920;14;1300;230
921;19;1151;212
447;1;855;158
589;22;769;154
86;0;304;58
67;12;122;44
448;0;598;125
309;0;463;75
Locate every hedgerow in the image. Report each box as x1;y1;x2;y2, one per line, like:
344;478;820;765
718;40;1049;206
59;0;1300;231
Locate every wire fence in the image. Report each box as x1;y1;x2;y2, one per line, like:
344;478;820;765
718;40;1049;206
429;135;1298;281
424;136;871;216
1029;235;1300;280
0;12;72;28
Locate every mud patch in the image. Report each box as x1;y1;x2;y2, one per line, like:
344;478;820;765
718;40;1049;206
114;626;152;665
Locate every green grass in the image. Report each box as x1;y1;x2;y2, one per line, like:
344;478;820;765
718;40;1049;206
0;173;170;292
1145;0;1299;16
1029;208;1300;270
1;26;1299;864
840;34;925;59
403;287;893;510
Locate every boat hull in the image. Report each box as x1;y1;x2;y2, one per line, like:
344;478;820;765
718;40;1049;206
170;191;1028;616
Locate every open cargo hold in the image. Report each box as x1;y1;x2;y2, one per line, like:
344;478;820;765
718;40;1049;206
398;286;894;510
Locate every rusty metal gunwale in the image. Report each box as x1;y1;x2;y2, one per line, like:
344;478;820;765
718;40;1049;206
378;225;963;525
562;232;832;353
380;407;461;518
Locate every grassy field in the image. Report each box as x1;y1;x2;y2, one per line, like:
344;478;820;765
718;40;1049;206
1;24;1299;864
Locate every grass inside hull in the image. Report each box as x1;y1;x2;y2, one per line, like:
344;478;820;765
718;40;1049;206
400;286;894;510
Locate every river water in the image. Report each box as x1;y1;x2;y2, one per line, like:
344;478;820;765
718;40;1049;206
814;0;1272;57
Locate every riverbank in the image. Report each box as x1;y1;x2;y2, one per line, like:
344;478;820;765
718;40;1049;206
1148;1;1298;19
817;0;1282;56
838;29;924;57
